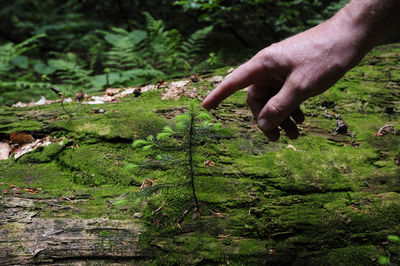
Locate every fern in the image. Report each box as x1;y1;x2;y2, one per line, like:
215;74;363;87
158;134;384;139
102;27;147;72
180;26;213;62
49;58;91;87
0;33;46;77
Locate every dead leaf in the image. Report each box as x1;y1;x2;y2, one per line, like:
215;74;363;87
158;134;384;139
208;75;223;87
192;211;200;220
20;187;41;194
74;91;87;102
105;88;121;96
0;140;11;160
10;132;35;144
140;178;157;190
203;160;216;167
211;211;224;217
286;144;297;151
269;249;276;255
116;87;136;97
161;80;191;100
374;124;394;136
1;183;41;195
12;96;56;107
13;135;53;160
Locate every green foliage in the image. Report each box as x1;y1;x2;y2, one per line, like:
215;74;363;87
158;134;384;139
378;255;390;265
0;0;350;104
0;33;45;77
0;8;214;103
132;102;231;213
174;0;347;50
49;58;91;87
388;235;400;243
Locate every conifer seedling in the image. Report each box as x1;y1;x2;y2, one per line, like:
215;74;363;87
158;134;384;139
132;102;231;216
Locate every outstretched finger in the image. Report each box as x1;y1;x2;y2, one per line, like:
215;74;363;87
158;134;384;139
258;80;305;133
202;59;265;110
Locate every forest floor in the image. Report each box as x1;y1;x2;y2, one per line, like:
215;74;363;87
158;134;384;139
1;43;400;265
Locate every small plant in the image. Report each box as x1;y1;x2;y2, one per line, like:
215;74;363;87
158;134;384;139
207;52;218;66
132;102;231;215
379;235;400;265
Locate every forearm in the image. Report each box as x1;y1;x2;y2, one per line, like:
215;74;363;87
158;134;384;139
335;0;400;53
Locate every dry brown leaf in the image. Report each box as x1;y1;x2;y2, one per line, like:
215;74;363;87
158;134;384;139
0;140;11;160
161;80;190;100
140;178;157;190
374;124;394;136
203;160;216;167
13;135;53;160
10;132;35;144
73;91;86;101
211;211;224;217
1;183;41;194
105;88;121;96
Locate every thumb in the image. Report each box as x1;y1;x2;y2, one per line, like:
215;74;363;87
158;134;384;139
257;80;304;133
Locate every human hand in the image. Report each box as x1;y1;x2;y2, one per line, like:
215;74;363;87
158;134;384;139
202;5;374;141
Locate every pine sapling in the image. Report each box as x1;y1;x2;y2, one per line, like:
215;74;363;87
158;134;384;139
132;102;231;215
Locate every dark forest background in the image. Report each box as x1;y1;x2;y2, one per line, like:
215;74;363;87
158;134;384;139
0;0;354;104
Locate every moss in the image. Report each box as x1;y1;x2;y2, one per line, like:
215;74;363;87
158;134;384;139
305;245;380;266
59;142;142;186
1;44;400;264
18;142;66;164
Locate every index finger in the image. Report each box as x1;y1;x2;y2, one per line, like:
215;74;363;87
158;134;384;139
202;59;264;109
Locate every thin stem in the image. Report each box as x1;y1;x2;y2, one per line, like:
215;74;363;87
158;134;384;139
188;112;199;213
60;95;73;118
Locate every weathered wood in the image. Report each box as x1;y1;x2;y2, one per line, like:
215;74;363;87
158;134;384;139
0;197;146;265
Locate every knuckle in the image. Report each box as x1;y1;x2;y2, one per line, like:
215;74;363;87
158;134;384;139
266;100;281;117
288;74;313;100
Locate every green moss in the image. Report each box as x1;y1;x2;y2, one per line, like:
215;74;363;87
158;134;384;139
306;245;380;266
59;143;141;186
18;142;66;164
1;44;400;264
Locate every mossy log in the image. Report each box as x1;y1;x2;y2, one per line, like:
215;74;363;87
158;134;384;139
1;44;400;265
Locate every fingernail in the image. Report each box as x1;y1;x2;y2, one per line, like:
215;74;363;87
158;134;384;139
258;118;273;132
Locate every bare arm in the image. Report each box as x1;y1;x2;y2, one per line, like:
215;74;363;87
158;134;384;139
202;0;400;141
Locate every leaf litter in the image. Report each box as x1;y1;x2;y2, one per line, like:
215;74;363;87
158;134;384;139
0;133;65;161
10;75;225;107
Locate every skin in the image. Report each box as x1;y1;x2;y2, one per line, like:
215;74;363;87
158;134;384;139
202;0;400;141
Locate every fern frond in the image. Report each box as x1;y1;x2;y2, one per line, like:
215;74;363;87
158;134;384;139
157;132;173;140
132;139;149;148
13;33;46;56
180;26;213;62
143;144;154;151
48;58;91;86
